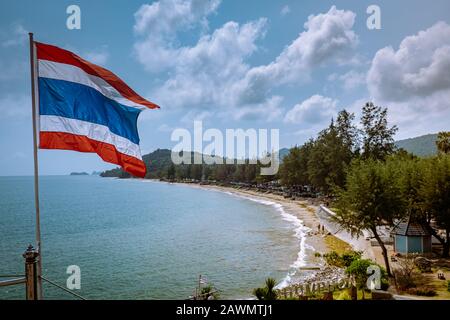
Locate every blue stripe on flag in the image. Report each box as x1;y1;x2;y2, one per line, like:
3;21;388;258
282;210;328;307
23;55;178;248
39;77;141;144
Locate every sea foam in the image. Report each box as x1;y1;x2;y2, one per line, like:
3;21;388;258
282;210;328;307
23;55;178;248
209;189;314;289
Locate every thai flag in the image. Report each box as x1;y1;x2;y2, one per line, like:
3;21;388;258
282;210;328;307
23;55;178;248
35;42;159;178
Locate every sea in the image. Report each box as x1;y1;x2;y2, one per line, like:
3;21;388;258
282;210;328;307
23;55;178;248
0;175;311;299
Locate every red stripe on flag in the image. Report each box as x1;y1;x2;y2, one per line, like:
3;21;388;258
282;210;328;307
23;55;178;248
40;131;147;178
35;42;160;110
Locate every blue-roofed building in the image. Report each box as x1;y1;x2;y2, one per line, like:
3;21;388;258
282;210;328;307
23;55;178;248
393;218;432;254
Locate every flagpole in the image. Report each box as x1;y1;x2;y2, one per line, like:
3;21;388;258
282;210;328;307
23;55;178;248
28;32;43;299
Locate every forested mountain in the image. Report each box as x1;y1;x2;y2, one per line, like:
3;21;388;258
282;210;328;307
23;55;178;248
101;148;173;179
100;148;282;181
395;134;438;157
100;131;442;180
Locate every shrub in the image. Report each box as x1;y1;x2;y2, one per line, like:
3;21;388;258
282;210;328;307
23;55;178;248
394;269;416;291
381;277;390;291
341;251;362;267
346;259;374;299
407;287;437;297
323;251;342;267
447;280;450;292
253;278;278;300
394;255;419;291
398;254;417;277
253;288;265;300
323;250;362;268
200;284;219;300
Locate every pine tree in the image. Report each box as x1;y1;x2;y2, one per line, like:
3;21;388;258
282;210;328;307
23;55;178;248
361;102;397;160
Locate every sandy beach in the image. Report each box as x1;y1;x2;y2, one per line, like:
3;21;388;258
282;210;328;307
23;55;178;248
186;183;328;250
176;182;377;287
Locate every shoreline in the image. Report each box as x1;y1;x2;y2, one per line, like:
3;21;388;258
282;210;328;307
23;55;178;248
169;181;361;288
113;177;377;292
181;182;375;255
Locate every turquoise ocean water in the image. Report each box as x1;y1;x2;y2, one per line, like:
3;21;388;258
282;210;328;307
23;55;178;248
0;176;304;299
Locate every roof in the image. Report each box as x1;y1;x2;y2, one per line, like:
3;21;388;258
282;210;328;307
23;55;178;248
394;217;431;236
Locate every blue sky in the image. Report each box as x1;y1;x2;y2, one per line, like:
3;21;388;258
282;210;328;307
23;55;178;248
1;0;450;175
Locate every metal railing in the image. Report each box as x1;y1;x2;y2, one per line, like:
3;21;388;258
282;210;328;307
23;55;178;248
40;276;86;300
0;245;86;300
0;275;26;287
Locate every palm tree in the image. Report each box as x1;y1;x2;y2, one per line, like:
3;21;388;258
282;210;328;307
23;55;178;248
253;277;278;300
436;132;450;154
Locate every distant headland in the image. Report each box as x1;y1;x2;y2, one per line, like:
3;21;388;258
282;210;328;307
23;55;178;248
70;171;103;176
70;172;89;176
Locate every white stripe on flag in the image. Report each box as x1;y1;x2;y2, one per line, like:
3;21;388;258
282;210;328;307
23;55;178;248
38;60;146;110
40;115;143;160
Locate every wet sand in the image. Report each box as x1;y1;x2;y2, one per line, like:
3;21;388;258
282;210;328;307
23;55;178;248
172;182;377;287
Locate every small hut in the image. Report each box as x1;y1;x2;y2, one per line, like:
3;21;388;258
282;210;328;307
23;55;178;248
393;218;432;254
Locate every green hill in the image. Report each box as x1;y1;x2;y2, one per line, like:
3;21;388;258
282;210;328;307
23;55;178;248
100;135;440;179
395;133;438;157
279;148;290;160
101;148;173;179
100;148;289;179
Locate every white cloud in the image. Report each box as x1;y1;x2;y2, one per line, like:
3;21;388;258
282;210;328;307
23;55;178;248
134;5;356;121
281;5;290;16
328;70;366;90
386;91;450;139
134;0;220;35
133;0;221;72
368;21;450;102
284;95;337;124
233;6;357;105
180;110;213;125
148;18;268;111
228;96;284;122
1;23;27;48
367;21;450;138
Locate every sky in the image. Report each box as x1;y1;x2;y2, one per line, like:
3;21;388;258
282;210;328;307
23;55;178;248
1;0;450;175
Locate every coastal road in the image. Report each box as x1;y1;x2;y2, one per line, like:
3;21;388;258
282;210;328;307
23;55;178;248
315;206;374;260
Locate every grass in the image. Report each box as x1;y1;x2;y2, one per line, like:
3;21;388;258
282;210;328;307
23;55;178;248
332;289;372;300
396;266;450;300
324;234;352;255
424;267;450;299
